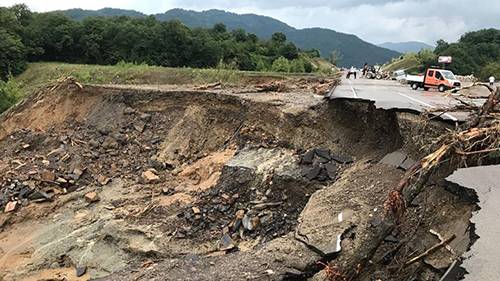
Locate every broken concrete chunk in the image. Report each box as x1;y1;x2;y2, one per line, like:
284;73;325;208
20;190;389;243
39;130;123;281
324;163;337;180
84;191;100;203
331;154;354;164
305;164;322;181
314;148;331;161
301;149;315;164
380;150;415;171
380;151;407;167
445;165;500;281
142;170;160;183
400;157;416;171
4;201;18;212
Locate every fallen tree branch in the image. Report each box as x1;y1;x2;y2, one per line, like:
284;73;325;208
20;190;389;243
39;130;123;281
404;235;456;266
324;86;500;280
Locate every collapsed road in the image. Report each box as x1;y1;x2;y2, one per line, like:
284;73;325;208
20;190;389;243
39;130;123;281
0;76;498;281
328;76;488;122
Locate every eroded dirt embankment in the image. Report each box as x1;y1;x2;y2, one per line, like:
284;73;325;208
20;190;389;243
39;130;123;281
0;80;472;281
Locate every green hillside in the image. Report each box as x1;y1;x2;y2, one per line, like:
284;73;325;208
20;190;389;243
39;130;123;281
62;8;401;67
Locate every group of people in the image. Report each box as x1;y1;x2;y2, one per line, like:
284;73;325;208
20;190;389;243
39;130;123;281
346;63;371;79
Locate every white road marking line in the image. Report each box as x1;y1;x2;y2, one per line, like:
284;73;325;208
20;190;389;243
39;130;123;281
394;92;458;122
347;79;358;98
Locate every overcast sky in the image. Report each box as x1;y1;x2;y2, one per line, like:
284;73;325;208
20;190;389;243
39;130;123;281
2;0;499;45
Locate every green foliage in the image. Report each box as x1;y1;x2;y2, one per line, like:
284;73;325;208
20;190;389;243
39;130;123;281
416;49;437;71
271;57;290;72
1;5;326;78
434;29;500;77
0;77;21;113
0;29;26;80
478;62;500;81
62;8;400;67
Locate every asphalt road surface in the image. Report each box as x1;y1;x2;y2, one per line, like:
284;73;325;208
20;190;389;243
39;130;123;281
327;75;485;122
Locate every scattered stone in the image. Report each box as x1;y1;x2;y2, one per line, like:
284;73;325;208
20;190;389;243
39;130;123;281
97;126;112;135
41;170;56;182
142;170;160;183
192;207;201;214
75;265;87;277
235;209;245;219
139;113;152;121
56;177;68;184
301;149;315;164
4;201;18;212
219;233;236;251
42;160;50;166
162;187;173;195
102;136;119;149
123;107;135;115
148;158;165;171
97;175;111;186
84;191;100;203
22;143;31;149
88;139;100;148
242;214;260;231
134;121;146;133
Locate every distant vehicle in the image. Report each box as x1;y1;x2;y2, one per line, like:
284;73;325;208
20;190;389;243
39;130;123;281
365;65;383;80
392;69;406;81
407;68;461;92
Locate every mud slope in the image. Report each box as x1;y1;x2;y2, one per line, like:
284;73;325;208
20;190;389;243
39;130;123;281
0;79;406;280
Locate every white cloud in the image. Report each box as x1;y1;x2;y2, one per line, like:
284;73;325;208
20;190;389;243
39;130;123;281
2;0;499;44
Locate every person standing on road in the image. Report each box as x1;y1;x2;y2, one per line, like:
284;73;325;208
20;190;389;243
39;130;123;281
350;66;357;79
362;63;368;77
489;75;495;86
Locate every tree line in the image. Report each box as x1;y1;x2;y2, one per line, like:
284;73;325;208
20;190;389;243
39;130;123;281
434;29;500;80
0;4;321;81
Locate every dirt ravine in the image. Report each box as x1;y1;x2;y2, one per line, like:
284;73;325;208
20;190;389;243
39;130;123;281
0;78;474;281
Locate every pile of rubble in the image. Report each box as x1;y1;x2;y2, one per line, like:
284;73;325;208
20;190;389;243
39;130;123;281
0;106;169;214
300;148;354;181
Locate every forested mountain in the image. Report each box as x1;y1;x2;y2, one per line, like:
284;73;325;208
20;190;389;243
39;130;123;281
63;8;144;21
62;8;401;67
378;41;434;53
